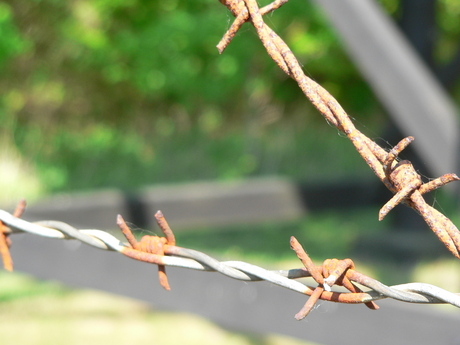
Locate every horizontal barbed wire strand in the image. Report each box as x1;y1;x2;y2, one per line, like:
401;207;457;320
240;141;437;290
1;0;460;318
0;0;458;322
1;209;460;308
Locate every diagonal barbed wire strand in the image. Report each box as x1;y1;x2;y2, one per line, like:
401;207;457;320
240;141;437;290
2;0;460;319
1;208;460;310
217;0;460;262
214;0;460;318
1;0;459;322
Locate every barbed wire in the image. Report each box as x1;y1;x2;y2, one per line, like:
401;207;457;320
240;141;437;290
1;203;460;320
1;0;460;321
217;0;460;318
217;0;460;260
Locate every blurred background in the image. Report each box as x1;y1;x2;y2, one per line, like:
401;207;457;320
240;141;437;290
0;0;390;199
1;0;460;344
1;0;459;197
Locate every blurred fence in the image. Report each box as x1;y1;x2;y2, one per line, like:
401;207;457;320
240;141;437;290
14;177;380;231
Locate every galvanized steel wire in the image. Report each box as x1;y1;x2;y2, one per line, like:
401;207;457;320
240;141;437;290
1;0;460;321
1;208;460;312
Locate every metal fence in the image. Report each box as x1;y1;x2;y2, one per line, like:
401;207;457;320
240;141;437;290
218;0;460;260
2;0;460;326
1;203;460;321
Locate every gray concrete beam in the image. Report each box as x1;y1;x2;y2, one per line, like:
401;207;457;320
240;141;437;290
17;178;307;232
312;0;459;177
15;178;379;232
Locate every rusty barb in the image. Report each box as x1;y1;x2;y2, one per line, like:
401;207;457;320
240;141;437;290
290;236;378;320
0;200;26;272
117;211;176;290
2;204;460;320
2;0;460;322
218;0;460;259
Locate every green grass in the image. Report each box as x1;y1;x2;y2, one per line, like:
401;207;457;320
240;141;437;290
0;271;319;345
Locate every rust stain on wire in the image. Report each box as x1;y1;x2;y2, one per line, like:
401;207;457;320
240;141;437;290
118;213;174;291
218;0;460;259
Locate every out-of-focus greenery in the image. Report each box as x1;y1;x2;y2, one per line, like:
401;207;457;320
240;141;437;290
436;0;460;92
0;0;459;199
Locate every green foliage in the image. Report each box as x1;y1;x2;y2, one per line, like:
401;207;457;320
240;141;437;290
4;0;371;125
0;3;29;67
436;0;460;63
2;0;376;194
11;112;371;192
1;0;458;195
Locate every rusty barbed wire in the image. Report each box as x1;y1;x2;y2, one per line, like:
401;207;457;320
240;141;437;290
0;200;25;272
1;203;460;320
217;0;460;259
1;0;460;322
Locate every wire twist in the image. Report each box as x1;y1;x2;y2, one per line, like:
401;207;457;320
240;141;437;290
1;204;460;320
217;0;460;259
1;0;460;321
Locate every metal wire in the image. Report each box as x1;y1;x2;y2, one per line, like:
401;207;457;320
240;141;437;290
1;0;460;321
218;0;460;262
1;209;460;310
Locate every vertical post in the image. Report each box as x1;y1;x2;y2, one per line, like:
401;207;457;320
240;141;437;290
312;0;459;179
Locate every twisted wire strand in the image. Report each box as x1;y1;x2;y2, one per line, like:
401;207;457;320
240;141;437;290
217;0;460;260
1;209;460;308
